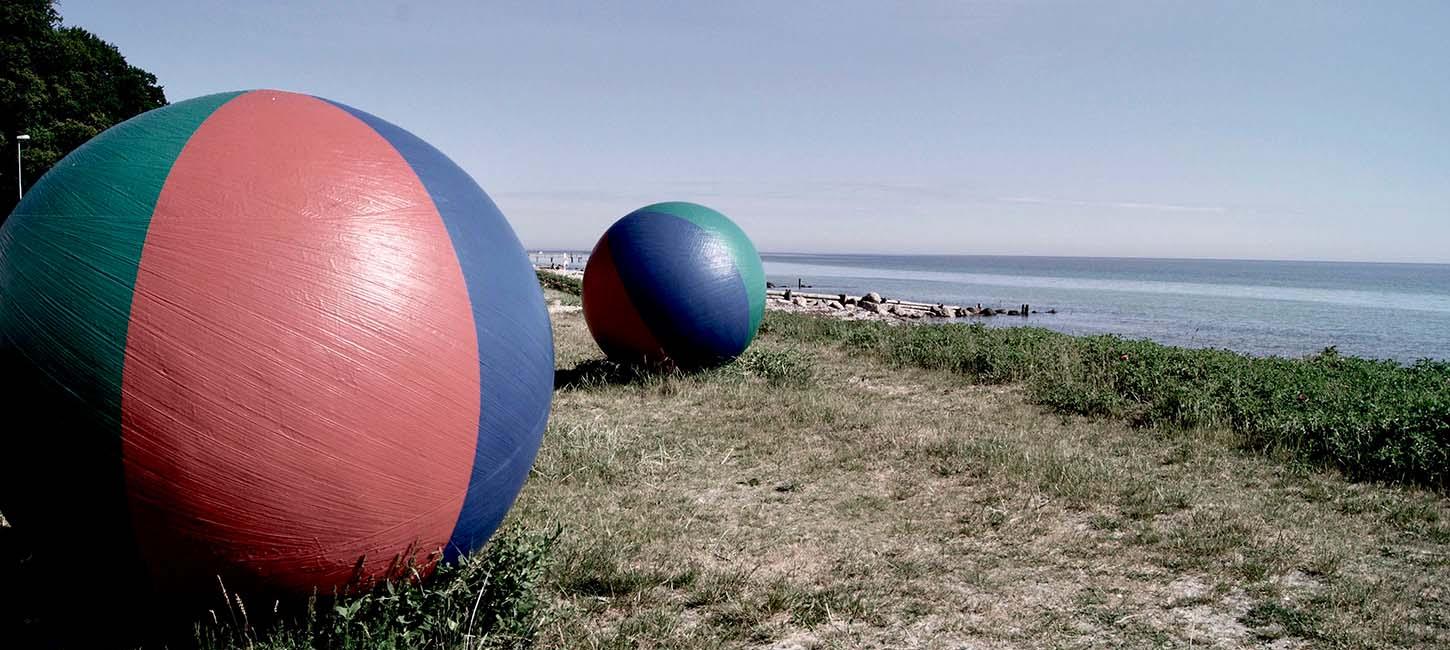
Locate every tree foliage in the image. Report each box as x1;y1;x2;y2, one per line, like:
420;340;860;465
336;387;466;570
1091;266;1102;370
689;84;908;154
2;0;166;219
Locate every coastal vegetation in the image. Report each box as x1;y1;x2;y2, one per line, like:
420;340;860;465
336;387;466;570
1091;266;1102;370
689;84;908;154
193;282;1446;647
760;312;1450;489
535;268;582;297
4;279;1446;648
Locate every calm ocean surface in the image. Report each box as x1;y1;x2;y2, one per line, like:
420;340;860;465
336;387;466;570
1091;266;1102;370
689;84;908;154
530;251;1450;362
763;254;1450;363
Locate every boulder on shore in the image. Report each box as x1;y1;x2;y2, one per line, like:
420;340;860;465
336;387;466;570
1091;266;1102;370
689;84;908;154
861;292;883;304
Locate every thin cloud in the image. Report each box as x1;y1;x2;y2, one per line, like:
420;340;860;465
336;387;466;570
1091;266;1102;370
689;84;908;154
493;188;645;202
999;196;1228;214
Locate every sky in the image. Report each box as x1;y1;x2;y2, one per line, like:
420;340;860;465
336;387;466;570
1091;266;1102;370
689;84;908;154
60;0;1450;262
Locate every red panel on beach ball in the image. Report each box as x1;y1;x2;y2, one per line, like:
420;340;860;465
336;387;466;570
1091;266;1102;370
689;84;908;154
582;236;668;362
121;92;480;594
0;90;554;602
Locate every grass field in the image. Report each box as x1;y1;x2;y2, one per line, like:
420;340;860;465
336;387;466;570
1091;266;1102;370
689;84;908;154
507;303;1449;648
7;284;1449;648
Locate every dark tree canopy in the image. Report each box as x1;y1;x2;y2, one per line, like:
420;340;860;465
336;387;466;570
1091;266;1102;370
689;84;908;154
2;0;166;219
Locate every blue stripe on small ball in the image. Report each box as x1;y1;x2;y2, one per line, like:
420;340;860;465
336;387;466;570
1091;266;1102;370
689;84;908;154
588;206;757;368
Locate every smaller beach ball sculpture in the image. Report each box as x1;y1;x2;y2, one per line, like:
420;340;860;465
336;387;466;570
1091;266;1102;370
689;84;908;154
583;202;765;368
0;90;553;599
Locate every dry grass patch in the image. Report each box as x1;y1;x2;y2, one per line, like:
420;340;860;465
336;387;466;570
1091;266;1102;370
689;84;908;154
507;310;1450;648
12;303;1444;648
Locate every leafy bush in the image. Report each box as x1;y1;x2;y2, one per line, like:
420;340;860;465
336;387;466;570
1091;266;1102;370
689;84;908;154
535;269;582;296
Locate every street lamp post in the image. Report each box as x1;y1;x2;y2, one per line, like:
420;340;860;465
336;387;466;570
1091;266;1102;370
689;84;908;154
16;134;31;201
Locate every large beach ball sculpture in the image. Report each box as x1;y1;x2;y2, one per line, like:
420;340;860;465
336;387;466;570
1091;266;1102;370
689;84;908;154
0;90;553;598
583;202;765;368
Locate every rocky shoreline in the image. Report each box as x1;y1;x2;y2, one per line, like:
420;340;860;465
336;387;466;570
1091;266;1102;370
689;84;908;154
536;266;1055;325
766;288;1054;323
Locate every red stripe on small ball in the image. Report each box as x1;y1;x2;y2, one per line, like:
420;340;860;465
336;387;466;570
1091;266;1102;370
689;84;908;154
582;235;668;364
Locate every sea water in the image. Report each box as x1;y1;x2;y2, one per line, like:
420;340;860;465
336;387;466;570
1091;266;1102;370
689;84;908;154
764;254;1450;363
530;251;1450;362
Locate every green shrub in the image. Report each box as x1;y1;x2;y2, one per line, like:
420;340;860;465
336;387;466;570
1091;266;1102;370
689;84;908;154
535;269;582;296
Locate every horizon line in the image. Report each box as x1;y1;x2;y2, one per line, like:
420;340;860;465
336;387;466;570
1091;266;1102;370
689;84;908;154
522;247;1450;267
